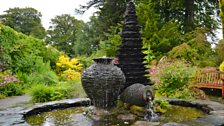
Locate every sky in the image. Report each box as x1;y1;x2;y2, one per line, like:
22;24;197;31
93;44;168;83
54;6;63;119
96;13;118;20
0;0;97;29
0;0;222;41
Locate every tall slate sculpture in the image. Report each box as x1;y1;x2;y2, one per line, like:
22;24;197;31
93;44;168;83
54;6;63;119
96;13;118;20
117;1;149;88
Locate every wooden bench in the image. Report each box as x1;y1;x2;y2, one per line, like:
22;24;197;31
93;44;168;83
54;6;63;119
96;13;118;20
191;71;224;98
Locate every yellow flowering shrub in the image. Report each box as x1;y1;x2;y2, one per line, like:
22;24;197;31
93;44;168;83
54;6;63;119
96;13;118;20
61;69;81;81
220;61;224;72
56;55;83;80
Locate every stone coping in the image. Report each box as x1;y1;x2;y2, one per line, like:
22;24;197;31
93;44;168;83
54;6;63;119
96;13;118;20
23;98;91;117
166;98;224;126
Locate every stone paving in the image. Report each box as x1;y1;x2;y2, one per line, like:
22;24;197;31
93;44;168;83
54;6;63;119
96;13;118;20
0;95;31;109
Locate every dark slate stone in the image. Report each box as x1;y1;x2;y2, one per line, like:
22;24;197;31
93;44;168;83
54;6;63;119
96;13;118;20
120;83;154;106
23;98;91;117
116;1;151;89
81;58;125;109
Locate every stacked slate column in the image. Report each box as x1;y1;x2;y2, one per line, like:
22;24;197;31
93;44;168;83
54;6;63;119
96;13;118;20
116;1;149;89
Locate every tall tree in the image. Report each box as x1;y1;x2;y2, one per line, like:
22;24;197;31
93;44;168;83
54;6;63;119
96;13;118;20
77;0;130;40
0;7;46;39
136;0;219;34
46;14;84;56
219;0;224;39
72;18;100;56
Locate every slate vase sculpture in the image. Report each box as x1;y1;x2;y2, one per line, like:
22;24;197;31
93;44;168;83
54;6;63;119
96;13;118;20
81;57;125;108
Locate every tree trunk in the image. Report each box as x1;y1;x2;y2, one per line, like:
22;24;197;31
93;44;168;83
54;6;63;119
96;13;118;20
219;0;224;39
184;0;194;32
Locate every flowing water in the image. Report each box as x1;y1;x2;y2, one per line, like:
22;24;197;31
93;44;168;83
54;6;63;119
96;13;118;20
144;96;158;121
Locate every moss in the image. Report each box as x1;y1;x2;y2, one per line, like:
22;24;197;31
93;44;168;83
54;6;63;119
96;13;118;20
161;105;205;123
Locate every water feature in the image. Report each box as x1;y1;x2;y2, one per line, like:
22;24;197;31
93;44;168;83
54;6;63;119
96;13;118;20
81;57;126;108
116;1;150;88
144;93;158;121
16;1;224;126
24;105;205;126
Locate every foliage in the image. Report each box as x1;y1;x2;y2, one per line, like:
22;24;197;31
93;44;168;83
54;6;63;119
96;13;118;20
65;80;87;98
76;55;94;69
99;23;122;57
72;21;100;56
29;81;86;103
44;46;61;70
0;71;23;96
27;58;58;86
0;7;46;39
0;24;49;74
76;50;106;69
0;24;18;71
11;36;47;73
46;14;84;55
168;28;216;67
153;97;171;113
215;39;224;65
0;93;6;99
56;55;83;80
151;60;196;98
61;69;81;81
29;84;55;102
0;83;23;97
220;61;224;72
0;71;19;86
136;0;219;35
219;0;224;38
78;0;129;38
168;43;198;63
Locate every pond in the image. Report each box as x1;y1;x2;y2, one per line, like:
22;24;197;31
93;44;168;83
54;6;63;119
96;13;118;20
25;105;205;126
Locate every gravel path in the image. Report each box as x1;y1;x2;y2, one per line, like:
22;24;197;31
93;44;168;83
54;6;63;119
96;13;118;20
0;95;31;109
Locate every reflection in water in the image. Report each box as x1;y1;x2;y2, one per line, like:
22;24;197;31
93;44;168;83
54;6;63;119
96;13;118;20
26;105;205;126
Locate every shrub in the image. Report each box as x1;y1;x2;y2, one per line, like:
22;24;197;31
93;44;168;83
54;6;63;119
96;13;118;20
21;58;59;87
56;55;83;80
0;71;23;96
0;93;6;99
152;60;196;98
0;83;23;96
65;80;86;98
29;81;86;103
61;69;81;81
220;61;224;72
30;84;54;102
76;55;93;69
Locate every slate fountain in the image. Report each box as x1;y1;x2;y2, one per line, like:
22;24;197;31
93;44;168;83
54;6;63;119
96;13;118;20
82;1;154;110
13;1;224;126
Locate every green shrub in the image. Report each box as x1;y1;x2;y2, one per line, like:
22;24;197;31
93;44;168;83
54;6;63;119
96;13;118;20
0;83;23;96
30;84;54;102
76;55;93;69
220;61;224;72
29;81;86;103
21;59;59;87
0;93;6;99
156;60;195;97
0;71;23;96
27;71;58;86
65;80;86;98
